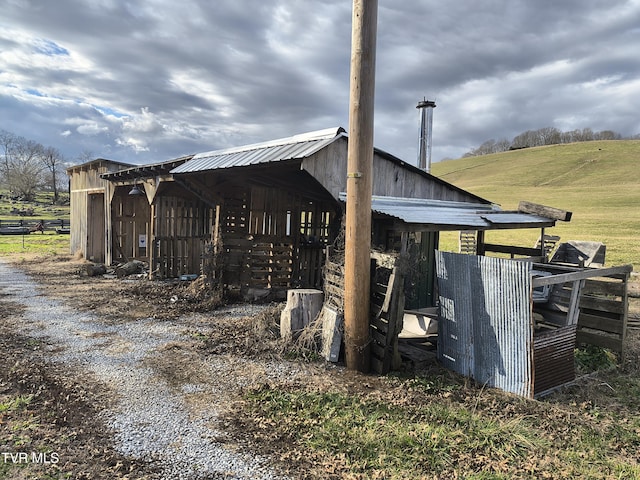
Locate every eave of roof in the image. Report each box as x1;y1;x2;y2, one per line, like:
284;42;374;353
100;155;194;181
66;158;134;174
338;194;557;231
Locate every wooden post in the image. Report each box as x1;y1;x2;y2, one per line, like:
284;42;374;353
344;0;378;372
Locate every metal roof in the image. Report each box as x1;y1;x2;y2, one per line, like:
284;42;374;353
171;127;345;174
101;155;193;181
337;194;557;230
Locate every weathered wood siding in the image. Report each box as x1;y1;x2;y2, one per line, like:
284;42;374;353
218;185;335;292
111;191;151;263
68;160;128;262
533;267;631;354
302;136;486;203
152;195;213;278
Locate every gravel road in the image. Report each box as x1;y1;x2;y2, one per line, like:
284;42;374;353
0;259;289;480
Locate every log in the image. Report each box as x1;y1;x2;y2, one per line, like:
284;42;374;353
115;260;146;278
85;263;107;277
280;289;324;340
518;200;572;222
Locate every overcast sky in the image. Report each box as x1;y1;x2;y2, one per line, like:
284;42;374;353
2;0;640;167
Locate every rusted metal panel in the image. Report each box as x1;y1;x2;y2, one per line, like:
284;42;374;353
436;251;534;398
533;325;577;397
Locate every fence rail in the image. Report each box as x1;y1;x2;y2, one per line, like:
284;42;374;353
0;219;70;233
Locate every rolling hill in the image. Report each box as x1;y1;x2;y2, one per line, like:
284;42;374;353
430;140;640;271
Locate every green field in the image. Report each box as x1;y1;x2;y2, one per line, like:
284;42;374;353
431;140;640;272
0;191;70;256
0;231;70;256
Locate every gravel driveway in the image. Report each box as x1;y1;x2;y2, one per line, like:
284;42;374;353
0;258;290;479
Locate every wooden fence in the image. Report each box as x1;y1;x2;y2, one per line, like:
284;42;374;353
532;263;632;355
0;219;70;233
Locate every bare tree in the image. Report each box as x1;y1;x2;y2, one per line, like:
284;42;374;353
42;146;65;203
0;129;16;180
0;131;46;201
76;150;95;163
539;127;561;145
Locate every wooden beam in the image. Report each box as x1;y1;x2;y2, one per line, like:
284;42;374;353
344;0;378;373
532;264;633;287
483;243;541;257
518;200;572;222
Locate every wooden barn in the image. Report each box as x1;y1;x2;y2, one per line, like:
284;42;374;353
69;127;566;305
67;158;134;263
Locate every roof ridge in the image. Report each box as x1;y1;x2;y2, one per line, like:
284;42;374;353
193;127;344;159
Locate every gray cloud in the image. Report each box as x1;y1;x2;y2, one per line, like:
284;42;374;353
1;0;639;166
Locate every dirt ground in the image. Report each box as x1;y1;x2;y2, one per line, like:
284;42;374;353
0;254;389;479
1;254;639;479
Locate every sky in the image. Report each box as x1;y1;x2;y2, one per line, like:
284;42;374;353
2;0;640;168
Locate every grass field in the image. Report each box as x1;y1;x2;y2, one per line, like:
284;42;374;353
431;140;640;271
0;231;70;256
0;189;70;256
0;191;69;221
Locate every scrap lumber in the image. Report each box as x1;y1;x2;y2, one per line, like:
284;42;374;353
518;201;572;222
280;289;324;340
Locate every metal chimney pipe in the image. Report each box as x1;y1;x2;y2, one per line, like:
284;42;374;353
417;98;436;172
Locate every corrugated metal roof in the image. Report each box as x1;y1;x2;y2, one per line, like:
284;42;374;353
171;127;345;174
337;194;555;230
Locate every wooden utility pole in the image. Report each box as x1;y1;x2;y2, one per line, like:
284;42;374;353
344;0;378;372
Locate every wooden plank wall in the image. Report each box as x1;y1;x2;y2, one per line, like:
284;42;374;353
534;271;630;354
219;186;334;292
221;189;251;288
154;196;212;278
323;256;344;312
301;136;486;204
111;194;150;263
578;275;629;353
370;265;405;374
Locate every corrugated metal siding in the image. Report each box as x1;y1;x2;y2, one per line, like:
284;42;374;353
533;325;577;396
171;128;343;174
436;251;534;398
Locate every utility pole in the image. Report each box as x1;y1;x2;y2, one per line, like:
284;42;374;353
344;0;378;372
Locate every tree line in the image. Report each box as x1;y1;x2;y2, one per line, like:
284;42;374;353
463;127;632;157
0;129;73;203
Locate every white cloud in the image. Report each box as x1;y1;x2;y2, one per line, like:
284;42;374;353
0;0;639;165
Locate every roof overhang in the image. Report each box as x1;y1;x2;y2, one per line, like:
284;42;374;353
100;155;193;182
339;194;559;231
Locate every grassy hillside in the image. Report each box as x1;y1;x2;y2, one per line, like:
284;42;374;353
431;140;640;271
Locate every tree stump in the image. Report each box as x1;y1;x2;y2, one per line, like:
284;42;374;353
280;289;324;340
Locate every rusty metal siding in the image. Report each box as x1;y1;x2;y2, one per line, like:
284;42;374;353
436;251;534;397
533;325;577;396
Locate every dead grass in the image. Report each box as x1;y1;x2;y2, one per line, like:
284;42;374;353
0;317;157;479
2;253;640;479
